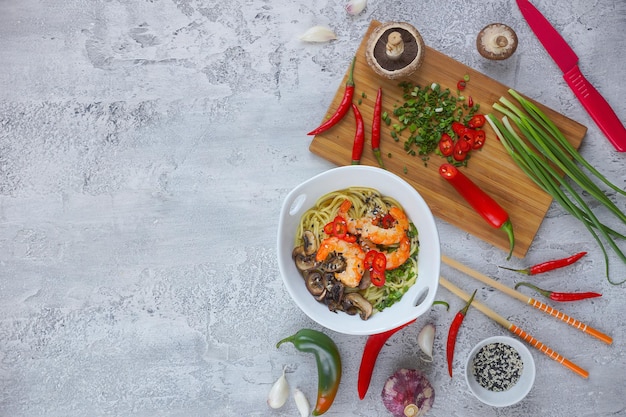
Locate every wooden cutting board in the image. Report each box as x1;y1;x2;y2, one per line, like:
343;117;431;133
309;20;587;258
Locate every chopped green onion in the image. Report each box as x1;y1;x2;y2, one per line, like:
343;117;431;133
391;81;477;164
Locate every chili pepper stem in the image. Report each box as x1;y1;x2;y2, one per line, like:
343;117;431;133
514;282;551;298
373;149;385;168
499;265;530;275
501;219;515;260
460;288;477;315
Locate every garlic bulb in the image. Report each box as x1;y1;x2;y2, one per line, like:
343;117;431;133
267;368;289;409
293;388;310;417
345;0;367;15
299;26;337;43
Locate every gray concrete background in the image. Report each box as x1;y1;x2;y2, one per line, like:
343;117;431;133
1;0;625;416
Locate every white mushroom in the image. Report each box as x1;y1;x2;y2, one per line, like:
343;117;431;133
476;23;518;60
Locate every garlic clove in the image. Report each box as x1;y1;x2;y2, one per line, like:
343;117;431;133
345;0;367;15
293;388;310;417
299;26;337;43
417;323;435;362
267;368;289;409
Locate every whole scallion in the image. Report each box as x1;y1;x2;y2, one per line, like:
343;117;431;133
487;89;626;285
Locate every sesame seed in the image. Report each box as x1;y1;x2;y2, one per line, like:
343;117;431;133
471;342;523;392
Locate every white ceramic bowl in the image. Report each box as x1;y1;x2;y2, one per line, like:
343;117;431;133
276;165;440;335
465;336;536;407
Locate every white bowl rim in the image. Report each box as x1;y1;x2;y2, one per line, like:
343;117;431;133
277;165;441;335
464;335;536;407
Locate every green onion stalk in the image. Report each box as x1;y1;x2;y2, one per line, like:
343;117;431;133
487;89;626;285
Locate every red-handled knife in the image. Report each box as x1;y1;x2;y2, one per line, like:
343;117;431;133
516;0;626;152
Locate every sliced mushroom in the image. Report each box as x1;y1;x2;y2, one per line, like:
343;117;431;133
358;271;372;290
365;22;426;80
325;278;345;305
321;253;347;273
343;293;373;320
476;23;518;60
293;246;319;271
302;230;318;256
304;269;326;298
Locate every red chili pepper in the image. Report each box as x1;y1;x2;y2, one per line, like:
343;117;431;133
307;57;356;136
332;216;348;238
468;96;474;107
439;133;454;157
501;251;587;275
473;129;486;149
364;250;377;270
373;252;386;272
324;215;357;242
515;282;602;302
447;289;477;377
379;213;395;229
439;163;515;259
451;121;466;136
364;250;386;286
370;269;385;286
452;141;468;162
351;103;365;165
371;87;385;168
467;114;486;129
344;233;357;243
460;128;476;148
357;320;415;399
457;80;466;90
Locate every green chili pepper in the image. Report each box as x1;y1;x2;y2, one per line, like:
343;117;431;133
277;329;342;415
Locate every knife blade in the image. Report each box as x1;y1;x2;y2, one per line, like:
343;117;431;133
516;0;626;152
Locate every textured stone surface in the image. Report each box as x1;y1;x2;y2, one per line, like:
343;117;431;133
1;0;625;416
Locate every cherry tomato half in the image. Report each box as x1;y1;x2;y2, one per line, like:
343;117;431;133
468;114;486;129
439;133;454;157
473;130;486;149
457;80;466;91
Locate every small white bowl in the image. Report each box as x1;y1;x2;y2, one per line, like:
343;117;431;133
465;336;535;407
276;166;440;335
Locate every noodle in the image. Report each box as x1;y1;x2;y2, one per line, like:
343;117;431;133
295;187;419;314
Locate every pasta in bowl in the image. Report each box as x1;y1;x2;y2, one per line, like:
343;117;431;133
277;166;440;335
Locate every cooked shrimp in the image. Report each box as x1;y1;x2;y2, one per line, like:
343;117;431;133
383;234;411;270
315;236;365;288
337;199;360;236
356;206;409;245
